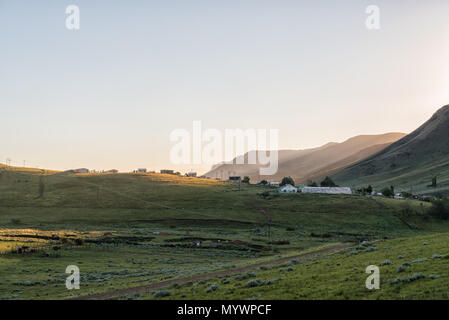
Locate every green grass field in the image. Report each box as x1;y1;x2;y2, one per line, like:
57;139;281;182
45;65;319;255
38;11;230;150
0;166;448;299
147;233;449;300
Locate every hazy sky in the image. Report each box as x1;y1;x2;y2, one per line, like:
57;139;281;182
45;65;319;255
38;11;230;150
1;0;449;173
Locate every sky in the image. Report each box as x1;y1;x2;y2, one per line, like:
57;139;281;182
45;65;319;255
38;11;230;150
1;0;449;174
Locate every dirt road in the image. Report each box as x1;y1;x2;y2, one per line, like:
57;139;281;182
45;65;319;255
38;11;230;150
71;243;350;300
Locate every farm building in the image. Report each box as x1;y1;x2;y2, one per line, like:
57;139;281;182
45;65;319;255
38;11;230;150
301;187;352;194
268;182;280;187
160;169;174;174
229;176;241;182
137;168;147;173
187;172;197;177
74;168;89;173
279;184;297;193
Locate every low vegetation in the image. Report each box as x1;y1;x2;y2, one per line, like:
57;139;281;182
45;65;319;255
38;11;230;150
142;233;449;300
0;166;448;299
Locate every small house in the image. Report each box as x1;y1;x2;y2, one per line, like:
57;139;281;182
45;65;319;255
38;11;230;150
161;169;174;174
229;176;241;182
187;172;197;177
137;168;147;173
268;182;280;187
279;184;297;193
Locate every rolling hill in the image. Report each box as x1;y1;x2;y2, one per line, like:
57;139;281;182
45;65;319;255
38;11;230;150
333;105;449;194
1;165;449;300
204;133;406;184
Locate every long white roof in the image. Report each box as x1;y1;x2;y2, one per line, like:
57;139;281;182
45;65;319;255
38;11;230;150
302;187;352;194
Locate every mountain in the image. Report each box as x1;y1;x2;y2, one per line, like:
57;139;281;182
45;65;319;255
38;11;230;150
204;132;406;184
333;105;449;193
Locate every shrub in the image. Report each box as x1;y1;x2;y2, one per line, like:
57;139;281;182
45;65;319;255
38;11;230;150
259;266;272;271
380;260;392;266
206;284;219;293
234;272;257;281
258;191;271;199
381;187;394;198
245;280;263;288
391;273;426;284
412;258;428;264
396;266;406;273
428;199;449;220
280;177;295;187
153;290;171;298
432;254;442;259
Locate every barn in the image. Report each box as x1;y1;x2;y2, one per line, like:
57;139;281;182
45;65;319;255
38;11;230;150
301;187;352;194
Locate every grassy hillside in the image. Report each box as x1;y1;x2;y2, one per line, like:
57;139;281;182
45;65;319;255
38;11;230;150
0;166;448;300
205;133;405;184
0;166;441;235
333;105;449;195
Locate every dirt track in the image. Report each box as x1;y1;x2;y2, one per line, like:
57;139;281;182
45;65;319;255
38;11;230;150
70;243;350;300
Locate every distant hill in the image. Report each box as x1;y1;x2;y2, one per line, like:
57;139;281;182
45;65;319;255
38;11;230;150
204;133;406;184
333;105;449;194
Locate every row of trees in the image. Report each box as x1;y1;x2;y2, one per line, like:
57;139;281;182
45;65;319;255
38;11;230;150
257;176;339;188
306;176;338;187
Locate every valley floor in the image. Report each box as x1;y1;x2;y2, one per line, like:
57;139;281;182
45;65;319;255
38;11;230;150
1;169;449;300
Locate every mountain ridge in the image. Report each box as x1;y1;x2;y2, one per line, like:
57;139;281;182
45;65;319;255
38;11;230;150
333;105;449;193
205;132;406;184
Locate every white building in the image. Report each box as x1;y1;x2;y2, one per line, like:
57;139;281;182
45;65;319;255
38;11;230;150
279;184;298;193
268;182;280;187
301;187;352;194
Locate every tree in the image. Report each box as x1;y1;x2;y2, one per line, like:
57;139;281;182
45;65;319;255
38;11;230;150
280;176;295;186
242;176;250;184
428;199;449;220
320;176;337;187
307;181;318;187
381;187;394;198
366;185;373;194
432;176;437;188
259;180;268;185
